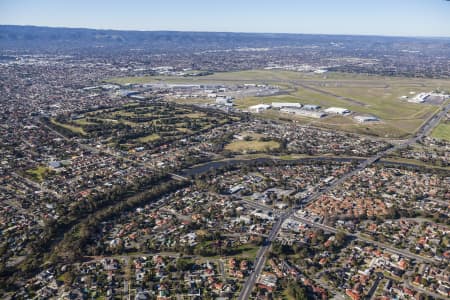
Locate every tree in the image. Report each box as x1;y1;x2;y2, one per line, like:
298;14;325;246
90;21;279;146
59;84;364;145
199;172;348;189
61;271;75;286
335;230;347;247
176;259;192;271
287;282;308;300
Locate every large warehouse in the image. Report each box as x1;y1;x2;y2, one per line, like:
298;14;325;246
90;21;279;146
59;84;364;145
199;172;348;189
324;107;351;115
280;108;327;118
248;104;271;113
354;115;379;123
271;102;302;109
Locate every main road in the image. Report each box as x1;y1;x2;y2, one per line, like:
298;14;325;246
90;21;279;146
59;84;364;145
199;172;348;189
241;198;437;264
238;102;449;300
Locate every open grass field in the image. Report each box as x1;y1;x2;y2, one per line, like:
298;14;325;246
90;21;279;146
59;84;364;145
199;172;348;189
73;118;97;126
431;122;450;141
225;140;280;153
26;166;52;182
224;131;281;153
136;133;160;143
51;118;87;135
107;70;450;138
382;156;450;171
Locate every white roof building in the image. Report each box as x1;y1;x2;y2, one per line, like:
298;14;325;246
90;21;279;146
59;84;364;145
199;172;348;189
303;104;321;111
324;107;351;115
271;102;302;108
248;104;271;113
408;92;449;103
409;93;428;103
354;115;379;123
280;108;327;118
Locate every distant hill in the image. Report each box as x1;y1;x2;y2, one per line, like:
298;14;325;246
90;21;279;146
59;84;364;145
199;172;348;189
1;24;442;53
2;25;449;78
0;25;304;51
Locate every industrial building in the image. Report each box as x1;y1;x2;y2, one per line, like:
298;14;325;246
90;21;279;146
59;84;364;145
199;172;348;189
409;92;449;104
248;104;271;113
303;104;321;111
271;102;302;109
216;96;233;106
280;108;327;118
409;93;429;103
354;115;379;123
324;107;351;115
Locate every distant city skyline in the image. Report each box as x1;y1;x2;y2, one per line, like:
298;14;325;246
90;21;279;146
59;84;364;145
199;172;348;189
1;0;450;37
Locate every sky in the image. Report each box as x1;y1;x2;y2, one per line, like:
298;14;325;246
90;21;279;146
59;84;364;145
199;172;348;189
1;0;450;37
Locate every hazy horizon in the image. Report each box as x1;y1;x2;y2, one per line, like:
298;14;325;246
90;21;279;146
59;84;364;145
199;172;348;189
1;0;450;38
2;23;450;39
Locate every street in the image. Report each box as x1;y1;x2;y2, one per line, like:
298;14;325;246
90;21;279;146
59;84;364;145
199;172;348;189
237;102;449;300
